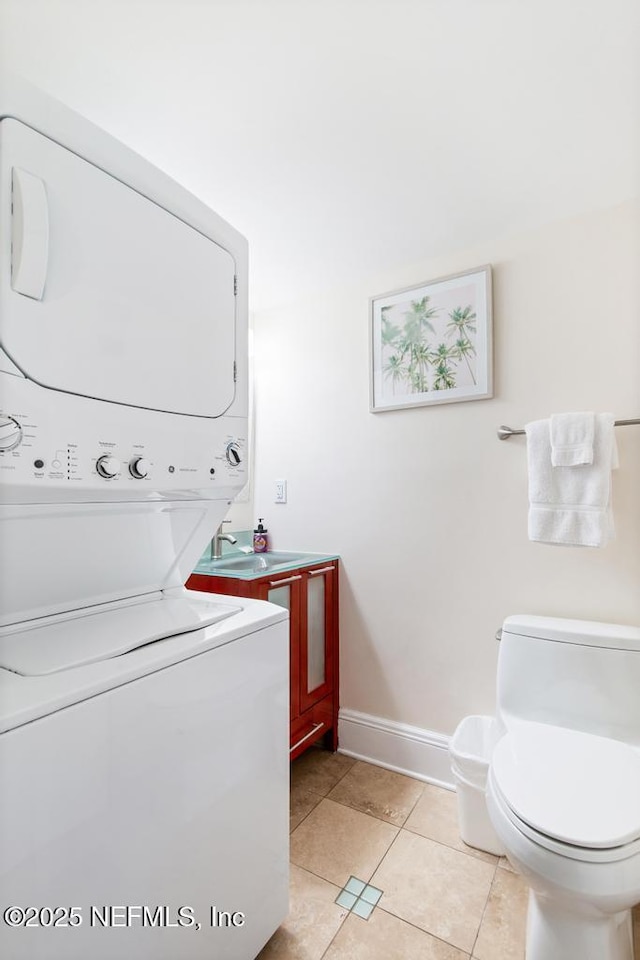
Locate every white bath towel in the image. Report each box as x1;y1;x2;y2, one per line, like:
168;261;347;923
525;413;618;547
550;412;595;466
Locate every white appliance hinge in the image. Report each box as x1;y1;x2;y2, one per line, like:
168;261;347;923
233;274;238;296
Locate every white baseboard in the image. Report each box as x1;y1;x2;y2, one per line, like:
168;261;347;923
337;708;454;790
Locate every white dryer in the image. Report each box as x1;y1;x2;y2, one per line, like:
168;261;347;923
0;76;289;959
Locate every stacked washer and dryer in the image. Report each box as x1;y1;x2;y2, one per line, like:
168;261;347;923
0;77;289;959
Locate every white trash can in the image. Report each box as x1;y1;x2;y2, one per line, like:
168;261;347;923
449;715;505;856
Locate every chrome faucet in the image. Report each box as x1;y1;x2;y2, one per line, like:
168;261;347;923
210;520;237;561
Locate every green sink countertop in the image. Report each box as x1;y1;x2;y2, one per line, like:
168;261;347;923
193;550;340;581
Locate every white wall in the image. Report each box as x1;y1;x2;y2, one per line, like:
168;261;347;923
252;200;640;740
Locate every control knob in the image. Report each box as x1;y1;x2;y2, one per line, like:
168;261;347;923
226;442;242;467
129;457;150;479
96;454;121;479
0;416;23;452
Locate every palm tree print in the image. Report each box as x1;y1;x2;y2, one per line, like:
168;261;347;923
429;343;458;390
453;336;476;384
381;306;402;349
446;305;476;340
446;305;477;385
383;354;405;394
404;297;437;340
380;295;478;396
381;296;439;393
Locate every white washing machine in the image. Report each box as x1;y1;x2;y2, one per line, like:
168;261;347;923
0;76;289;959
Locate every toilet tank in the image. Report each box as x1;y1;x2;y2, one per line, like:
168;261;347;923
496;615;640;746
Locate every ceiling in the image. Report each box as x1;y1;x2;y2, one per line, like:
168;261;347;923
1;0;638;311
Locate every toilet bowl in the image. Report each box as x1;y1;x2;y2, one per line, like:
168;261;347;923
486;720;640;960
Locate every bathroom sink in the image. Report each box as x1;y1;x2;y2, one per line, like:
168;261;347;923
218;552;308;570
204;552;314;574
191;548;339;582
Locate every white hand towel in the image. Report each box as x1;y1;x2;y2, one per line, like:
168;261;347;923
550;412;595;466
525;413;618;547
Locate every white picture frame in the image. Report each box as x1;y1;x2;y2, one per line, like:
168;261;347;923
370;265;493;412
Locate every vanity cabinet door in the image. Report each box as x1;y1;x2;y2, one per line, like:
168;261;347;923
264;573;303;723
299;565;337;713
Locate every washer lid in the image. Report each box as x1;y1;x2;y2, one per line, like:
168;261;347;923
492;722;640;848
0;594;241;675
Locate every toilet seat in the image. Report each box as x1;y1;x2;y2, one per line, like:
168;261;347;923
490;722;640;861
490;771;640;863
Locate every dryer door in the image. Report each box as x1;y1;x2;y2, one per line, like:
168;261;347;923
0;119;236;417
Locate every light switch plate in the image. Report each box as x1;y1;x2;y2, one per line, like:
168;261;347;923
275;479;287;503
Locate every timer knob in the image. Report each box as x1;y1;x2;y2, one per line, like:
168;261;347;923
226;442;242;466
129;457;150;479
0;416;23;452
96;454;121;479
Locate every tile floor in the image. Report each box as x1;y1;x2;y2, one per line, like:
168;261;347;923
258;747;640;960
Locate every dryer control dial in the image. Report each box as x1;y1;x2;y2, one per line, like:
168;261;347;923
129;457;149;479
226;442;242;467
96;454;121;479
0;416;23;452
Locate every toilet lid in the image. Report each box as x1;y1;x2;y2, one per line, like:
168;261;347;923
491;722;640;848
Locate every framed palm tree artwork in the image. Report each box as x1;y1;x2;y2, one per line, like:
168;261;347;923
369;265;493;412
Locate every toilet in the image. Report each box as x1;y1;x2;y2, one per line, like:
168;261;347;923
485;615;640;960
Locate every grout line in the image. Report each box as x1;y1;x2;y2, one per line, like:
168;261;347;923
318;911;349;960
289;788;325;835
363;824;404;885
319;901;475;960
401;820;500;867
399;779;427;825
290;752;357;798
290;862;343;888
310;795;404;834
333;757;359;786
374;905;472;957
288;866;350;960
469;858;499;958
290;834;398;890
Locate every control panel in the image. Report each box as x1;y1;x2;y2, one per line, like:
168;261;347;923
0;376;247;503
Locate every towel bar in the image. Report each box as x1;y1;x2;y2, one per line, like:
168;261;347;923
497;418;640;441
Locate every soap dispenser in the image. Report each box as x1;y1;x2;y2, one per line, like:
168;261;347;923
253;519;269;553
